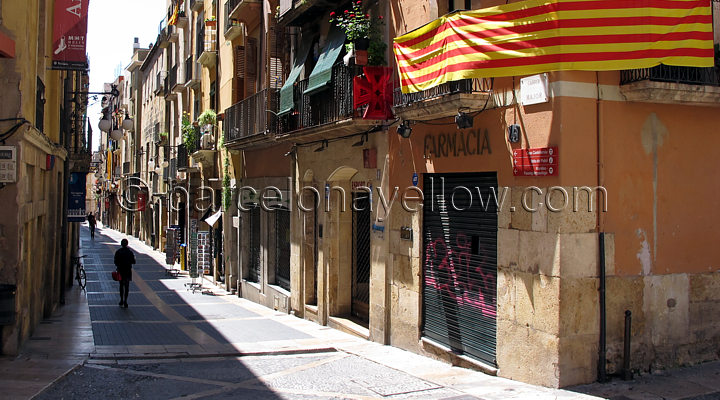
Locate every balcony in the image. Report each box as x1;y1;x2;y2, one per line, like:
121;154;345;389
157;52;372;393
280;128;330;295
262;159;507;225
184;56;201;90
275;63;379;144
169;64;184;93
154;71;166;96
393;78;494;121
168;24;179;43
168;2;188;28
223;1;243;41
224;89;276;148
190;0;204;12
227;0;262;29
190;125;216;170
620;64;720;106
197;27;217;68
158;18;170;48
278;0;326;27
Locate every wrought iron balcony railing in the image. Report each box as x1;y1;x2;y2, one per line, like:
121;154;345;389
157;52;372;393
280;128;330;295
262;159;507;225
277;63;356;135
393;78;493;108
168;65;178;90
620;64;720;87
155;72;166;95
224;0;242;34
224;89;276;143
176;144;189;169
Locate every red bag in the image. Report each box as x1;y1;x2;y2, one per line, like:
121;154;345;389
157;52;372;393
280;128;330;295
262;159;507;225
112;271;122;281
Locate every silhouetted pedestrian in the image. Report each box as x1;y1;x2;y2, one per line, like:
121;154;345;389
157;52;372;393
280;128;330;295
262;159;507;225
114;239;135;308
87;213;96;239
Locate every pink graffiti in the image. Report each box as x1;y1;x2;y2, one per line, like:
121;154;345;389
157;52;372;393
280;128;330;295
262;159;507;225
425;233;496;318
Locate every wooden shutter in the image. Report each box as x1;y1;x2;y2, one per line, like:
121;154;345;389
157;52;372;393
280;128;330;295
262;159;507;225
235;45;245;101
245;37;258;94
269;21;285;89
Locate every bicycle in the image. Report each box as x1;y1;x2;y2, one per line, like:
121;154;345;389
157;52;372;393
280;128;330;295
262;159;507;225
72;255;88;291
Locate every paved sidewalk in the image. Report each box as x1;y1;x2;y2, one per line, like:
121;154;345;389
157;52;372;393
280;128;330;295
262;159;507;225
3;224;718;399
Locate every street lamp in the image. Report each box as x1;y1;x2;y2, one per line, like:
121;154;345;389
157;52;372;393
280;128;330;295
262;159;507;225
98;117;111;133
122;114;134;131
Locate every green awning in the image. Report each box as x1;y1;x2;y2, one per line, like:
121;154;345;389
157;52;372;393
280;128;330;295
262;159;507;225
303;28;346;96
278;34;314;117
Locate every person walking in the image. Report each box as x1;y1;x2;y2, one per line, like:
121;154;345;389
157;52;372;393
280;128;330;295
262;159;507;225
87;213;96;239
114;239;135;308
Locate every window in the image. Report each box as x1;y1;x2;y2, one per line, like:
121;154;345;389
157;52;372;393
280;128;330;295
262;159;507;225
36;77;45;132
447;0;472;12
210;81;216;110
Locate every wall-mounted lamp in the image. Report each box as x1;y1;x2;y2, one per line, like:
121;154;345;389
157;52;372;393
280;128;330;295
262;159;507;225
98;117;112;133
352;133;368;147
110;128;123;141
508;124;521;143
455;110;473;129
397;120;412;138
122;114;134;131
314;140;328;152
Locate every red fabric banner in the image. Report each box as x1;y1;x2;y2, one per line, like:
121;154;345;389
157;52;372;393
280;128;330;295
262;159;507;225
52;0;89;70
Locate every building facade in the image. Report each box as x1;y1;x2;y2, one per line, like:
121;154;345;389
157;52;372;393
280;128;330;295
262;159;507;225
103;0;720;389
0;0;90;354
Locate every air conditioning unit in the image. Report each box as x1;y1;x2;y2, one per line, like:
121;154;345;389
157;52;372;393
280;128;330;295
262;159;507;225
200;133;215;150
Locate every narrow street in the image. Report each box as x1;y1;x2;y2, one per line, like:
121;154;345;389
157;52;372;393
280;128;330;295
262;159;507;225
30;225;593;400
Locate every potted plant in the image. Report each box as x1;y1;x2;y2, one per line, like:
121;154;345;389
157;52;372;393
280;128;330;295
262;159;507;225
330;1;384;66
205;16;216;27
157;131;169;145
181;112;198;153
198;109;217;128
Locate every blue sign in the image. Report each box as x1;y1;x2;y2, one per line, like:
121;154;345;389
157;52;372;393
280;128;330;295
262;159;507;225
68;172;87;222
412;172;419;186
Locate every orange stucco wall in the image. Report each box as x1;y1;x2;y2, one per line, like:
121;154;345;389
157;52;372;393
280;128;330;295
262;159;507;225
600;102;720;276
390;74;720;278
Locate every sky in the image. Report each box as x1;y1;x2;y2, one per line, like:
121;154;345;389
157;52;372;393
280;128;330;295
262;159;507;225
86;0;166;152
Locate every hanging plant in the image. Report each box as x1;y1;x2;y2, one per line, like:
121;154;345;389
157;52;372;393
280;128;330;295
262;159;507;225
198;109;217;127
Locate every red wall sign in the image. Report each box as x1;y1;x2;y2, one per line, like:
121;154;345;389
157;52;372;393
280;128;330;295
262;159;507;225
52;0;89;70
137;192;147;212
513;146;558;176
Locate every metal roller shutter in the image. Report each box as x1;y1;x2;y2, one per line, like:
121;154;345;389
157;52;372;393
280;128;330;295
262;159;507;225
422;172;498;366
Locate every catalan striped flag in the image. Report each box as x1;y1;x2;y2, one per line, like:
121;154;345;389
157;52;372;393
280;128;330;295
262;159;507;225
394;0;715;93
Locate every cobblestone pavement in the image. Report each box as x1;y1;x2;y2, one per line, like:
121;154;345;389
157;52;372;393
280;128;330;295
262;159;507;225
18;225;720;399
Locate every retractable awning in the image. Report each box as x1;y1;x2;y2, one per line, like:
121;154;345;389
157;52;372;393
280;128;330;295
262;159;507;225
278;34;315;116
303;28;346;96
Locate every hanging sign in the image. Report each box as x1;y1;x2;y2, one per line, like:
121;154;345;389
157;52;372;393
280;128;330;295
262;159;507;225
137;192;147;212
189;219;199;278
68;172;87;221
412;172;418;186
52;0;89;70
513;146;558;177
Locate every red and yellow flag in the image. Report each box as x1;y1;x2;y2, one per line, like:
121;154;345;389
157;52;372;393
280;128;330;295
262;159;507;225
394;0;715;93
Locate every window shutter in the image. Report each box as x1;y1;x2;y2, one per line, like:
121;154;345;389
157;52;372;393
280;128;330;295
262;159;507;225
235;46;245;78
269;23;284;89
245;37;257;78
235;45;245;100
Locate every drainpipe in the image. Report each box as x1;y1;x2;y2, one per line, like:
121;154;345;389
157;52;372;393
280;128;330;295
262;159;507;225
596;72;607;382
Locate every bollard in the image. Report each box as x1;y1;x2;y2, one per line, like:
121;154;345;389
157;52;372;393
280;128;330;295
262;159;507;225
623;310;632;380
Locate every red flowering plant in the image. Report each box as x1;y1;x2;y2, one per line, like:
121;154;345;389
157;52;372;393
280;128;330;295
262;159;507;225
329;1;372;42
